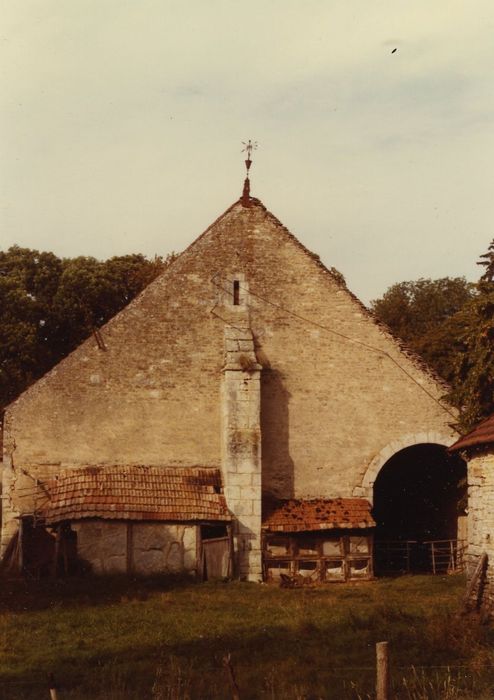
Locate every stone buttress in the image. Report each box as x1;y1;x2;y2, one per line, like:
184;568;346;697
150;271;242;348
221;325;262;581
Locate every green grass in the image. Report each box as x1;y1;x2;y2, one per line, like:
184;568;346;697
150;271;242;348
0;574;493;699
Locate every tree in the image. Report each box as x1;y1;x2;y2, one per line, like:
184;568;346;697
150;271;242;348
370;277;474;383
371;245;494;433
478;238;494;282
0;247;175;412
0;247;64;407
446;241;494;431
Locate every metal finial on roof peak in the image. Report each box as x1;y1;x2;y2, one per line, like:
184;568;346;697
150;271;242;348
242;139;257;173
241;140;258;206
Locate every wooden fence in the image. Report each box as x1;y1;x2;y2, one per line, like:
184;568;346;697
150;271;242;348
375;539;466;575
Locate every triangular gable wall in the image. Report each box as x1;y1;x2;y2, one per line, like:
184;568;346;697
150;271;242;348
3;197;456;504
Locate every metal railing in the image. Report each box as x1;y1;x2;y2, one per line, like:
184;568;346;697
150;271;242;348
374;539;466;575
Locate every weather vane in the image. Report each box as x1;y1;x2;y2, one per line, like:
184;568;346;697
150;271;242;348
240;140;258;206
242;140;258;175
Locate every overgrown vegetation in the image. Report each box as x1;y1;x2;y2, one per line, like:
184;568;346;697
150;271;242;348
0;575;493;699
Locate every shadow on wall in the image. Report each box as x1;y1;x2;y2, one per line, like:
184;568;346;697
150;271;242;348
261;368;294;500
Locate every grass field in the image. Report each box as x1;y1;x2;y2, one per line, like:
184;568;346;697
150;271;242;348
0;574;493;699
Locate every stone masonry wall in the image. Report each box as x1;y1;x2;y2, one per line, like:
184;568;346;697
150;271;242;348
466;451;494;608
71;521;197;576
221;325;262;581
2;197;457;557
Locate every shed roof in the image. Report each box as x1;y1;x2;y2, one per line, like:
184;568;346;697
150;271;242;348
262;498;375;533
42;466;231;525
449;414;494;452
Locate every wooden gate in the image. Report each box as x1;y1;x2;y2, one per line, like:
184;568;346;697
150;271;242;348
202;536;231;580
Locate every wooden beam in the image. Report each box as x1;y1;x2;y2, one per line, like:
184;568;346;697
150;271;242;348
464;552;488;611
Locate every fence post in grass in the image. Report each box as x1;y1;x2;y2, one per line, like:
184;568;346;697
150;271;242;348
48;673;59;700
376;641;389;700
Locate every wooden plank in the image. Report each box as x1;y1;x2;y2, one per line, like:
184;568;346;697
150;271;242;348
464;552;488;610
62;532;68;576
227;523;234;579
203;537;230;579
196;525;203;581
368;535;374;578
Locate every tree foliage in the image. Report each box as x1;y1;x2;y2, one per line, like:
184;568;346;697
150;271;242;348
370;277;474;384
371;241;494;433
478;239;494;283
447;239;494;431
0;247;174;412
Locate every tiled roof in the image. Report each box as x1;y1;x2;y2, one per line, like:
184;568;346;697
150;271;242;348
449;414;494;452
262;498;375;532
42;466;231;525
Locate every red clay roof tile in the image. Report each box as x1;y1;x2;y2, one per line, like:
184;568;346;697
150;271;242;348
42;466;231;525
449;414;494;452
262;498;375;532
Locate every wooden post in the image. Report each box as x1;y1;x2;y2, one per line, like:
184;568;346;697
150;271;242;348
52;525;61;577
227;523;235;580
376;641;389;700
431;541;436;575
48;672;59;700
62;531;69;576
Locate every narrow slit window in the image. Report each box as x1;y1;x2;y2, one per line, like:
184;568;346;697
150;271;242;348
233;280;240;305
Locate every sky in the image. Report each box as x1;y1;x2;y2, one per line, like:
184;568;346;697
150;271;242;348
1;1;493;304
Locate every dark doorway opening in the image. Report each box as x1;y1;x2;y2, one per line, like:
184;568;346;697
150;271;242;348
373;443;466;575
201;524;228;541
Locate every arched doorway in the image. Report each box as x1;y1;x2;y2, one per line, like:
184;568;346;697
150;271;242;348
373;443;466;575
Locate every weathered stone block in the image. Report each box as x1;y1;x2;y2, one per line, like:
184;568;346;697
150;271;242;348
240;486;258;500
230;500;253;516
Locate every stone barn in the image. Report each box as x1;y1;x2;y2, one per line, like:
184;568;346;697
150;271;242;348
449;415;494;610
0;180;464;581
